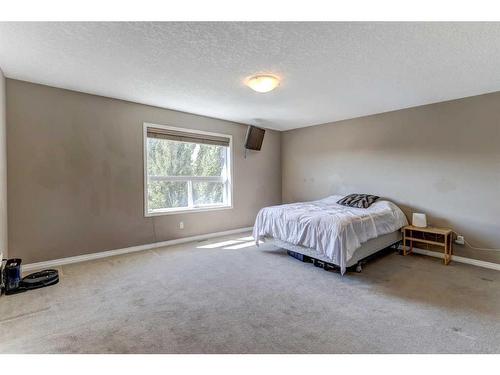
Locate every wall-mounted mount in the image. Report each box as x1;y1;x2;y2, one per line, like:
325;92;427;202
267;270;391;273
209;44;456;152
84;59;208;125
244;125;265;159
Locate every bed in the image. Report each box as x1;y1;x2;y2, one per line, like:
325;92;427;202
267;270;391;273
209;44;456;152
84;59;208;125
253;195;408;274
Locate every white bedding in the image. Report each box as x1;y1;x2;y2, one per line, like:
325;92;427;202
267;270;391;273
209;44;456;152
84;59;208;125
253;195;408;274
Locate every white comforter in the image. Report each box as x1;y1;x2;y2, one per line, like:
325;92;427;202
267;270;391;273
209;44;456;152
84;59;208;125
253;195;408;273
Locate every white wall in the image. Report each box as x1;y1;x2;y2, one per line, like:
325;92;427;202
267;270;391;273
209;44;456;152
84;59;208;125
0;68;7;260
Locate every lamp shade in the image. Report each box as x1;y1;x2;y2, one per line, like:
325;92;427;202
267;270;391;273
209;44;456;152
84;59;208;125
412;213;427;228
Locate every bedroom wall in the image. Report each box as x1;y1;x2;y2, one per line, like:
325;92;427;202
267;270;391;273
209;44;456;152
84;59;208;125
6;79;282;263
282;92;500;264
0;69;7;260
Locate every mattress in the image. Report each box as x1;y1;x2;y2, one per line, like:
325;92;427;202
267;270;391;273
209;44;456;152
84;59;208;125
253;195;408;274
272;230;402;268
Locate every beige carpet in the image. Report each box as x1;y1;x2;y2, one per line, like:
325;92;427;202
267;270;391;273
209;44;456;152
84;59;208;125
0;232;499;353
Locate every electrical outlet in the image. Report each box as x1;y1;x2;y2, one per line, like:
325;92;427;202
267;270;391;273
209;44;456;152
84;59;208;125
455;235;465;245
179;221;184;230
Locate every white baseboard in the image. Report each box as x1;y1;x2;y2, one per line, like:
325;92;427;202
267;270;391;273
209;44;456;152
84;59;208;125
399;245;500;271
23;226;253;272
23;230;499;273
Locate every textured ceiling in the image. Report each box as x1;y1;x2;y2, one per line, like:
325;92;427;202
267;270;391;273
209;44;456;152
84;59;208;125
1;22;500;130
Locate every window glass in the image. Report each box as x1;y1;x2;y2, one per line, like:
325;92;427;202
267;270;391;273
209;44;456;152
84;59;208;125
145;127;231;215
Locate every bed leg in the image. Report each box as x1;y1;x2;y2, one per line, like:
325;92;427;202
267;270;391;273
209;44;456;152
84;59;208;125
355;263;363;273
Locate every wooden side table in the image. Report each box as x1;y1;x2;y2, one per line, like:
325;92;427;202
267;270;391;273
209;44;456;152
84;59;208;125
402;225;454;265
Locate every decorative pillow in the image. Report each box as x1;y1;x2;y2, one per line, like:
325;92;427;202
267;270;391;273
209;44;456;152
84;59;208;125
337;194;380;209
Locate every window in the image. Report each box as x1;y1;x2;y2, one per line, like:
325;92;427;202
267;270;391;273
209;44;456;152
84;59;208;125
144;123;232;216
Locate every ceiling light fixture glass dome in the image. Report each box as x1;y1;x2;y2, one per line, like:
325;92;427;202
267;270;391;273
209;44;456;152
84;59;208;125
245;74;280;93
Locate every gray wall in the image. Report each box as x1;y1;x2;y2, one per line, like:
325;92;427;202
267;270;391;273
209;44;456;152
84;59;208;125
7;79;282;263
0;69;6;259
282;92;500;263
7;78;500;265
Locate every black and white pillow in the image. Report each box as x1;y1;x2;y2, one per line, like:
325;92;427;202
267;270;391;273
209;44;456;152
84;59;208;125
337;194;380;209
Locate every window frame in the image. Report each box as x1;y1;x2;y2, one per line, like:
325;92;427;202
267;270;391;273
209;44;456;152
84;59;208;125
143;122;233;217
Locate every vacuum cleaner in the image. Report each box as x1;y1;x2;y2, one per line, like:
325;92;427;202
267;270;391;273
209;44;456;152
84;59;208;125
1;258;59;295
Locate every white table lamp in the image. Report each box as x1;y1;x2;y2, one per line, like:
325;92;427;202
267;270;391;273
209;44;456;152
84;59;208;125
412;213;427;228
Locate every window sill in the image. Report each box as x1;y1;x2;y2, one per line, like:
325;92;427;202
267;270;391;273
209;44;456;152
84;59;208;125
145;205;233;217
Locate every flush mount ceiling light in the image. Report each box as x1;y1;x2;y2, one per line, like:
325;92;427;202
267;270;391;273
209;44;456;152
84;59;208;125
245;74;280;93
